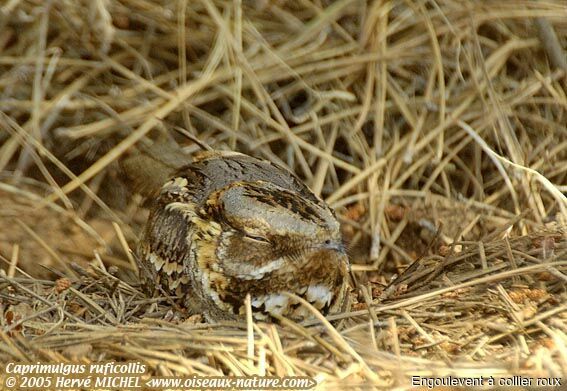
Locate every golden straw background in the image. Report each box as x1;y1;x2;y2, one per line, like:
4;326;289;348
0;0;566;388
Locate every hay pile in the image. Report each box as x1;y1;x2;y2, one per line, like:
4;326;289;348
1;0;566;388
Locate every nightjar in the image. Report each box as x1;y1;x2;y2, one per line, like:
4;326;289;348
132;148;350;322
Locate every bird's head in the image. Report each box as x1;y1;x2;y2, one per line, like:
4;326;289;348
205;180;349;285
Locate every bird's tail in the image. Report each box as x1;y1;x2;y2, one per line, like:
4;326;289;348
120;140;191;199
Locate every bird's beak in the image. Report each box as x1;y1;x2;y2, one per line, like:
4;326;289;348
319;240;347;254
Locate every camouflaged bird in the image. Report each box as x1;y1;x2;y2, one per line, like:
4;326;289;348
127;146;350;322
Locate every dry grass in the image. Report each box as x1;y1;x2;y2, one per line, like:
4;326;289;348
0;0;566;388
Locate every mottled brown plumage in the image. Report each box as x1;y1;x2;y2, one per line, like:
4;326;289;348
129;147;350;322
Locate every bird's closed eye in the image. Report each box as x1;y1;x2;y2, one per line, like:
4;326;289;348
244;234;270;244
